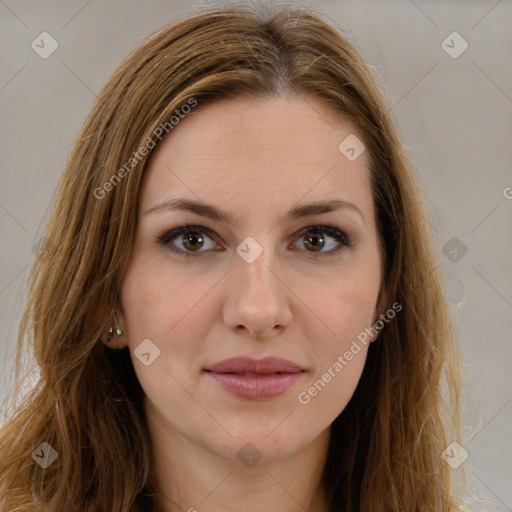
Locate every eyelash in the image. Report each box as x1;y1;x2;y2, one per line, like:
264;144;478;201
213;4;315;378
155;223;352;259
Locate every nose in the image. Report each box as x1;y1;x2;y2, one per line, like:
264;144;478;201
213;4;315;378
222;243;293;339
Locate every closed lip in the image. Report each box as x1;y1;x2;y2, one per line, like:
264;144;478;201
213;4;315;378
204;356;305;375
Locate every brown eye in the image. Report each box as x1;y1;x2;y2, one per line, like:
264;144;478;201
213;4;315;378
157;225;219;257
293;225;351;257
156;224;351;259
181;231;205;251
303;231;325;252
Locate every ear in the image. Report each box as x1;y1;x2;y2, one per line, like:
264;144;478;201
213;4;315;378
373;285;388;323
103;306;128;349
369;287;388;342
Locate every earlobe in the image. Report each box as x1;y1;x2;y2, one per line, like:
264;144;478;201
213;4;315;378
375;286;388;319
99;308;128;349
100;325;127;348
370;287;388;342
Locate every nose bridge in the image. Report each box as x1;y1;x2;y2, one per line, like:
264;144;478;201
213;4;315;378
234;235;280;299
223;234;291;335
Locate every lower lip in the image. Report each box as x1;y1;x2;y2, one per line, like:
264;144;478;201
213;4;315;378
205;371;304;400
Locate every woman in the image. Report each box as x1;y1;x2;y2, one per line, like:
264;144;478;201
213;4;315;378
0;3;468;511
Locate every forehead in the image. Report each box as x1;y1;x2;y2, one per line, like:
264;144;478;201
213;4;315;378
140;95;373;224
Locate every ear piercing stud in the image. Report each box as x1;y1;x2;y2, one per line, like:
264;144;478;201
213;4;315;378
102;325;124;344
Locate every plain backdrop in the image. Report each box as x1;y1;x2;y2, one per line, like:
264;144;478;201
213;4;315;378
1;0;511;510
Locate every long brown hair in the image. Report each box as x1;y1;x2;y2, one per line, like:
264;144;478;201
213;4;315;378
0;3;467;511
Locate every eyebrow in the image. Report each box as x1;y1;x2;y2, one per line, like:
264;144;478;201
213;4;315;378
143;197;365;226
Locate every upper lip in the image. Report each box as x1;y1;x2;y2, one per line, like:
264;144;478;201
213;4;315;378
204;356;305;374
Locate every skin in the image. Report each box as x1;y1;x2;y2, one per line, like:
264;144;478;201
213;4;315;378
110;94;386;512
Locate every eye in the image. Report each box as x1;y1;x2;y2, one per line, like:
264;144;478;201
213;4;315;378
155;223;352;258
156;225;220;257
291;224;352;257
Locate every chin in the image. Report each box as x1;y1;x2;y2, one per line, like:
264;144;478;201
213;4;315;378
209;427;313;466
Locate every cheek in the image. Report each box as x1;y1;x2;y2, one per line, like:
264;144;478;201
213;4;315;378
119;256;207;411
294;255;379;414
121;263;170;342
295;282;375;418
303;262;380;358
305;287;372;383
121;252;205;338
120;253;218;377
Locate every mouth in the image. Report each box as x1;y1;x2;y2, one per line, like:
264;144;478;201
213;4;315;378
204;356;305;374
204;356;306;400
211;371;297;376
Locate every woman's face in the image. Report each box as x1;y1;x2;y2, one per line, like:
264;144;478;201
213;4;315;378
118;94;385;464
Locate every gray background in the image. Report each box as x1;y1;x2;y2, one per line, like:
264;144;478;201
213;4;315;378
1;0;511;510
